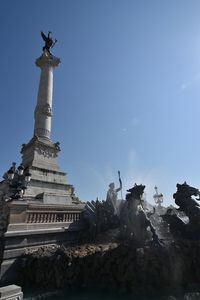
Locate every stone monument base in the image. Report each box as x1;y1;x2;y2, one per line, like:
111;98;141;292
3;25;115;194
21;137;77;205
0;200;84;286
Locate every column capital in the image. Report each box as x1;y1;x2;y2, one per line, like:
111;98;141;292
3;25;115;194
35;51;61;68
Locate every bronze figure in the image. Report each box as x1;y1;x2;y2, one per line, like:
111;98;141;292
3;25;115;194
41;31;57;54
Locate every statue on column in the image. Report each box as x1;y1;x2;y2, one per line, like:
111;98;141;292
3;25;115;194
41;31;57;54
106;171;122;215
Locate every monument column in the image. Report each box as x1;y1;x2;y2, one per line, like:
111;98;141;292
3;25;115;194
34;52;60;140
20;32;75;204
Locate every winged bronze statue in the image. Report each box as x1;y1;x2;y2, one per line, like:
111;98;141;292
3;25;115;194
41;31;57;54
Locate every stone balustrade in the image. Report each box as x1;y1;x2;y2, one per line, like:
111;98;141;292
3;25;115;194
26;210;81;224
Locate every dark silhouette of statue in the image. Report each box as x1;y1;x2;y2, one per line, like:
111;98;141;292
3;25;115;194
41;31;57;54
161;182;200;240
120;183;162;246
80;182;162;246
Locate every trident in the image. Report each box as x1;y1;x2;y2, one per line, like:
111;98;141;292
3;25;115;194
118;170;123;200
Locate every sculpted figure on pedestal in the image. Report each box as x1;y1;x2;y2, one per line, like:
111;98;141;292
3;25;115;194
41;31;57;54
106;171;122;215
106;182;122;215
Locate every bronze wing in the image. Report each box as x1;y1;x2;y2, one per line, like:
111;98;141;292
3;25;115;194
41;31;47;42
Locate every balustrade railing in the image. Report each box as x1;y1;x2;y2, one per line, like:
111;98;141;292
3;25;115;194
26;210;81;224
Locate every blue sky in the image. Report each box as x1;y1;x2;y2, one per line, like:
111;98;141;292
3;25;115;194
1;0;200;205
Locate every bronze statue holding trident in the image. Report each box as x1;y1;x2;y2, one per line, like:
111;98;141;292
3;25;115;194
41;31;57;54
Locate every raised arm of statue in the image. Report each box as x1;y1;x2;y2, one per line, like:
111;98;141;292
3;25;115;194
116;185;122;193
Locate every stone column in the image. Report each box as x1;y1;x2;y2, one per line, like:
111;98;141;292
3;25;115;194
34;51;60;140
20;49;75;203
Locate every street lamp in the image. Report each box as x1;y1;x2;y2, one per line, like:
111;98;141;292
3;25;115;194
3;162;32;200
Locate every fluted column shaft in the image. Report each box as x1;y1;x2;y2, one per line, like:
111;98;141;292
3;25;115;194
34;52;60;140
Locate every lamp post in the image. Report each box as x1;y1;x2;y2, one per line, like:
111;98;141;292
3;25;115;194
3;162;32;200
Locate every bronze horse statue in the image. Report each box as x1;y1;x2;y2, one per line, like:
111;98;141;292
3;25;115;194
161;182;200;240
81;182;162;245
119;184;162;246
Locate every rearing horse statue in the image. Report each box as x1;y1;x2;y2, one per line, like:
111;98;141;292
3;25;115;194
120;183;162;246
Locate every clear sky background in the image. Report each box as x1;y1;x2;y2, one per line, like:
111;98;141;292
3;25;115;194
1;0;200;205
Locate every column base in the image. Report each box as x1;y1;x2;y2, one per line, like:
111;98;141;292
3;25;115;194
20;136;78;205
21;135;61;172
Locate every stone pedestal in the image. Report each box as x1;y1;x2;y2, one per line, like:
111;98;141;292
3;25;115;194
0;200;84;286
21;136;74;204
0;285;23;299
21;136;60;172
21;137;74;205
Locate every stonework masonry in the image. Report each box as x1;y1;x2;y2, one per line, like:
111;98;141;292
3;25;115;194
20;51;75;205
0;44;84;286
34;51;60;140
